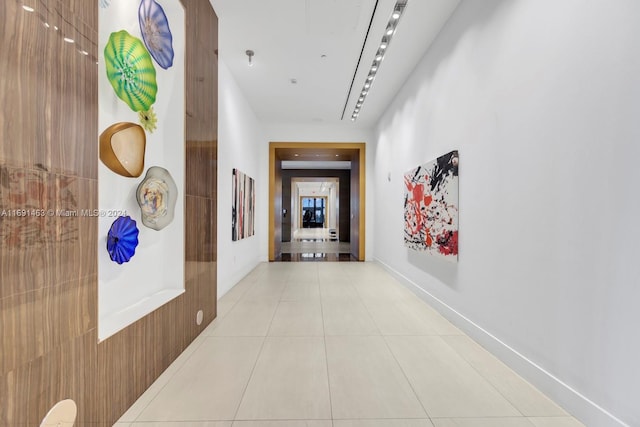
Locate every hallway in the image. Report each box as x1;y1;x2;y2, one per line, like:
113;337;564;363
116;262;582;427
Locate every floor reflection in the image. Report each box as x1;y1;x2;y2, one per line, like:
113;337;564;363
275;253;357;262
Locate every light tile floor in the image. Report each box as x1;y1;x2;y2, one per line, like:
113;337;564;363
115;262;584;427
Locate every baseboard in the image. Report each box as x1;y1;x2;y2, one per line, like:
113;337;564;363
374;258;629;427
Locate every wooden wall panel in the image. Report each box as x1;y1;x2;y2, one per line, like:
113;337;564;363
0;0;217;425
0;0;100;424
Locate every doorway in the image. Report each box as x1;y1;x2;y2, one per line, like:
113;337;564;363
269;142;366;261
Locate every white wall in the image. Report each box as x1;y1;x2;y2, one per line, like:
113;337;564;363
264;123;376;260
217;59;268;297
372;1;640;426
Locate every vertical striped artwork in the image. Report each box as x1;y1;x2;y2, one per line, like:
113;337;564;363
404;150;459;261
232;168;256;241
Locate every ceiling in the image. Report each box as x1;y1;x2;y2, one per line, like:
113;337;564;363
209;0;460;128
293;178;339;196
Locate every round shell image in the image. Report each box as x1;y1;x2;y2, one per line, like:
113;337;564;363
104;30;158;112
139;0;175;69
136;166;178;231
106;216;140;264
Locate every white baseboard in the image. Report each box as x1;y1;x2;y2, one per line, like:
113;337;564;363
374;258;628;427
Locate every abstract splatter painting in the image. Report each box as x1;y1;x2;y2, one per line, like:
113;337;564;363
404;150;459;261
232;168;255;241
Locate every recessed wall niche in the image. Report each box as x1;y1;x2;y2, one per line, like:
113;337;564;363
98;0;186;340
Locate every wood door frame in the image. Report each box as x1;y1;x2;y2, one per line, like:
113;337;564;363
269;142;366;261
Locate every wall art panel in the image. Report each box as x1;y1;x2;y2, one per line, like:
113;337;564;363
98;0;185;340
232;168;255;241
404;150;459;261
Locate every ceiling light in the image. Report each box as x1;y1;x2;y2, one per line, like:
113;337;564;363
22;5;34;12
43;22;50;28
80;50;89;56
350;1;407;123
63;37;75;44
245;49;254;67
294;154;299;157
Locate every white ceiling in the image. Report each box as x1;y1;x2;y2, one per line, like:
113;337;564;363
293;178;339;196
209;0;460;128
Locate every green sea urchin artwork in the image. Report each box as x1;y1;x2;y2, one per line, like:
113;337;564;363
138;107;157;132
104;30;157;112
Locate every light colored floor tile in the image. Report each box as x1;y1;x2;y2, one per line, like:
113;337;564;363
432;418;534;427
233;421;332;427
386;336;520;418
398;298;463;335
236;337;331;420
352;281;409;303
322;299;380;336
218;280;256;317
362;300;446;336
118;334;208;422
137;337;263;421
319;281;360;301
443;336;567;416
211;300;279;336
280;281;321;301
242;282;287;303
129;423;232;427
112;423;131;427
325;336;426;419
334;420;434;427
527;417;586;427
268;301;324;336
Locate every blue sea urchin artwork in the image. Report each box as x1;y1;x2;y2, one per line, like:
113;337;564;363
106;216;140;264
139;0;174;69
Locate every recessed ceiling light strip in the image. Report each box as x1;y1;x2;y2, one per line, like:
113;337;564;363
351;0;408;122
340;0;380;121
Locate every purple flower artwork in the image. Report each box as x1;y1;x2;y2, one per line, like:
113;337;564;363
138;0;175;69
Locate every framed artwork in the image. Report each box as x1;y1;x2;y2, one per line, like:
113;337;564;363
232;168;255;241
404;150;459;261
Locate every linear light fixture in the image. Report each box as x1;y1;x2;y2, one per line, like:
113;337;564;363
351;0;408;121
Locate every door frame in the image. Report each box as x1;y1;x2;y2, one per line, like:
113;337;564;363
269;142;366;261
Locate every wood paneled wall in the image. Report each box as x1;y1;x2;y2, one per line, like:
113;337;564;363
0;0;217;425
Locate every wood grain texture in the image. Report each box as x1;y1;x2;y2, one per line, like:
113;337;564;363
0;0;217;425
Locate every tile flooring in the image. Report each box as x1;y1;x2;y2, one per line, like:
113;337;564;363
115;262;584;427
280;229;353;260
